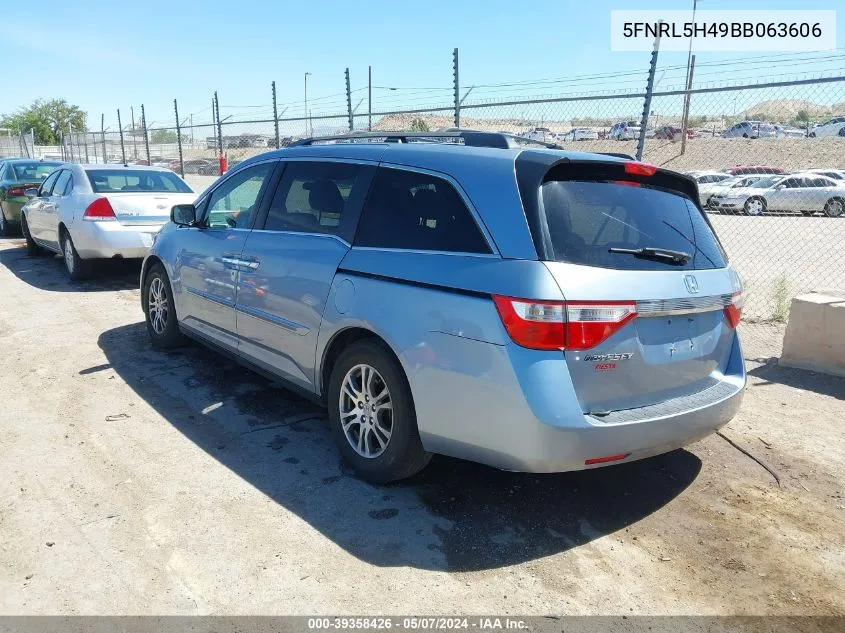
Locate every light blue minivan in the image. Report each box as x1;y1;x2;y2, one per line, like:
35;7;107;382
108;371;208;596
141;132;745;482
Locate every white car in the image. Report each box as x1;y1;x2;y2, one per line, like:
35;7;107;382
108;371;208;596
809;116;845;138
609;122;641;140
701;175;765;210
799;168;845;181
20;164;196;280
708;174;845;217
560;127;599;141
522;127;555;143
721;121;776;139
686;171;733;206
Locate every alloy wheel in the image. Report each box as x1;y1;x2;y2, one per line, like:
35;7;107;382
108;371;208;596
339;363;393;459
63;237;75;273
148;277;169;335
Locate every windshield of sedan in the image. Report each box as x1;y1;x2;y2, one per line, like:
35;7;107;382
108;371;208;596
10;162;62;181
86;169;193;193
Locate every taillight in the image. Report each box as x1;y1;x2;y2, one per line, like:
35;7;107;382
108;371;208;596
624;161;658;177
8;187;28;197
492;296;637;351
83;197;116;221
724;292;744;328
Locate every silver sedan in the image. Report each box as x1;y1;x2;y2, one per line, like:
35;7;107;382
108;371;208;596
20;164;196;279
708;174;845;217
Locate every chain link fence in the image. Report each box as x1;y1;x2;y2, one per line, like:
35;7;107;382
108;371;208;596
6;61;843;360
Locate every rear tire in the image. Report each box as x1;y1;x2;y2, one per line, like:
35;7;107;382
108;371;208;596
327;339;431;483
21;214;45;256
824;198;844;218
61;231;91;281
744;197;766;216
143;264;186;349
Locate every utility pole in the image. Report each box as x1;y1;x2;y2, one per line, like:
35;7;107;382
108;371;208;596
272;81;280;149
117;109;126;163
680;54;696;155
345;68;353;132
453;48;460;128
141;104;151;165
368;66;372;131
636;24;662;161
174;99;185;178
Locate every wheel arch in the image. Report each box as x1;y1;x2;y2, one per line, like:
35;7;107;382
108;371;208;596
318;326;402;404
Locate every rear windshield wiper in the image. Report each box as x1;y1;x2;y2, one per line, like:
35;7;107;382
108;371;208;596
608;246;691;264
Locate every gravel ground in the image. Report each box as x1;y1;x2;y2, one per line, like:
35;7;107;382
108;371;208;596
0;237;843;616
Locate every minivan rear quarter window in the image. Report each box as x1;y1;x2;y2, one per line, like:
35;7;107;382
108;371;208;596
355;167;491;254
541;179;727;270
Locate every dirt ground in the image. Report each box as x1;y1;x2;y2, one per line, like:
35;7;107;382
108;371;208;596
0;237;843;616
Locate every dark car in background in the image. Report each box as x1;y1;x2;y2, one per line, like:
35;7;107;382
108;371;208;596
0;159;64;235
654;125;696;140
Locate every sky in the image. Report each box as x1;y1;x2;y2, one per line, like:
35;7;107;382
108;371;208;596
1;0;842;132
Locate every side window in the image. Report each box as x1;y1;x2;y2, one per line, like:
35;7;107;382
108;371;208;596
355;167;491;254
39;170;61;196
53;171;72;197
204;162;274;229
63;174;74;196
264;161;362;236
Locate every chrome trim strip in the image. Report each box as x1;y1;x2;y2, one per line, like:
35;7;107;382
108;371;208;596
350;246;500;259
185;286;235;308
636;294;733;317
235;304;309;335
248;229;351;247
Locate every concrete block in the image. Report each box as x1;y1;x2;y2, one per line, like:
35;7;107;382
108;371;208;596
781;291;845;377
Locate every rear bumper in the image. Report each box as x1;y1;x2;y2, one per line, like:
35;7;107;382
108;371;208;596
71;221;162;259
710;200;743;211
1;199;24;224
413;332;745;474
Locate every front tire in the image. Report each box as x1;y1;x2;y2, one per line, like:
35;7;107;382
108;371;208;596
744;197;766;216
61;231;91;281
824;198;844;218
328;340;431;483
142;264;185;349
21;214;45;256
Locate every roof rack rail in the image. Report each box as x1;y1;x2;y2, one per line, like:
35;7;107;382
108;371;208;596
287;129;564;151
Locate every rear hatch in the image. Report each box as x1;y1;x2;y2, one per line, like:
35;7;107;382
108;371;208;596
515;158;742;414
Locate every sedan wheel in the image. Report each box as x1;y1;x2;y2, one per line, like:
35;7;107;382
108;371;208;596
744;197;766;216
62;233;91;281
824;198;844;218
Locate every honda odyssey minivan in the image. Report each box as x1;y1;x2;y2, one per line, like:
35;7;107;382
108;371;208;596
141;131;745;482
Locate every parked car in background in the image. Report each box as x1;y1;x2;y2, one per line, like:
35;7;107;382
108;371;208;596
774;125;806;139
686;171;732;206
20;164;195;279
522;127;555;143
708;173;845;217
809;116;845;138
560;128;599;141
800;168;845;181
654;125;695;140
197;162;223;176
721;121;776;139
724;165;786;176
182;158;216;174
701;175;765;210
609;121;641;140
140;135;746;483
0;159;64;236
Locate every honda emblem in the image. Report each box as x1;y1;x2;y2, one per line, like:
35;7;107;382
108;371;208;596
684;274;699;294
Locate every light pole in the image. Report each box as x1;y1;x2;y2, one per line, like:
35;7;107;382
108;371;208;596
304;72;312;137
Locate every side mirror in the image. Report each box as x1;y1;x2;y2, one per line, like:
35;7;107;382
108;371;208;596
24;188;39;199
171;204;197;226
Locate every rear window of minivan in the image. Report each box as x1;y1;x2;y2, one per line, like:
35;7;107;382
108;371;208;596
540;180;727;271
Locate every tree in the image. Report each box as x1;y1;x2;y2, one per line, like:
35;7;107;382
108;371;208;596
793;109;811;126
409;117;430;132
0;99;86;145
150;129;179;144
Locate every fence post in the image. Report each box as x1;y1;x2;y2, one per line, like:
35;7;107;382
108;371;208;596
131;106;138;160
101;114;107;162
30;129;35;158
368;66;372;131
174;98;185;178
117;109;126;164
345;68;353;132
272;81;280;149
680;54;696;155
83;127;90;164
453;48;460;128
636;26;661;162
215;92;224;173
141;104;151;165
